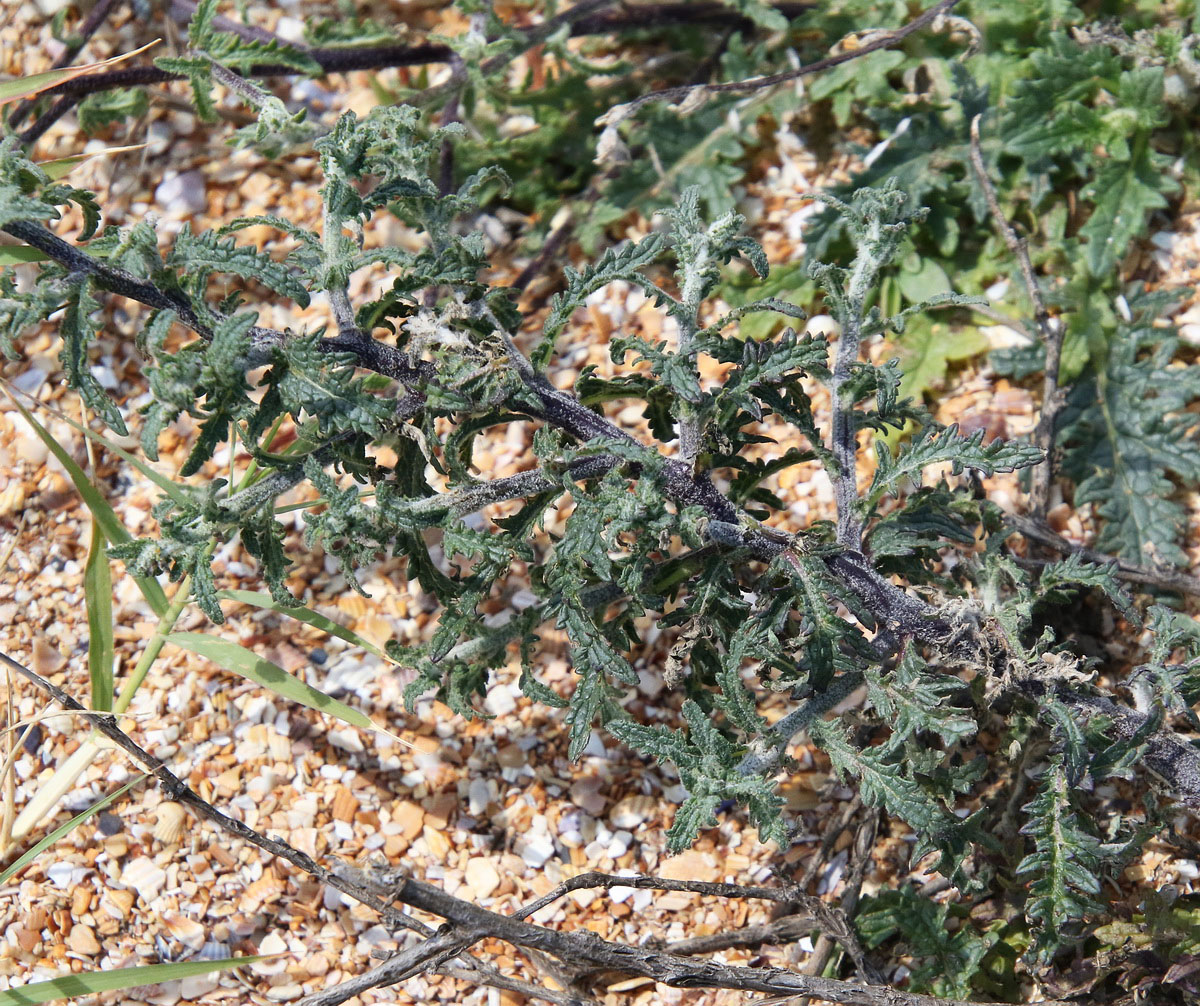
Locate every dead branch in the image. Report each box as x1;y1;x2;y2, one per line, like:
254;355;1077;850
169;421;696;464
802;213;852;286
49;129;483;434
968;113;1064;519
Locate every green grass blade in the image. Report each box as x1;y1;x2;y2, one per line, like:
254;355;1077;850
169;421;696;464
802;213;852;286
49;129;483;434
165;631;375;732
4;384;191;506
37;144;146;182
0;774;146;886
217;589;393;661
0;246;48;265
0;41;159;106
1;387;169;617
84;521;115;711
0;957;266;1004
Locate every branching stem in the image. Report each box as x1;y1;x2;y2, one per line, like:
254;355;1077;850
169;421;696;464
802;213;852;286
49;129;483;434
968;114;1062;518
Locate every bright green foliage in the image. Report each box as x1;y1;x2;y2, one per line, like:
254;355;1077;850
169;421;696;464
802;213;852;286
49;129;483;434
802;6;1200;561
716;0;790;32
1094;888;1200;970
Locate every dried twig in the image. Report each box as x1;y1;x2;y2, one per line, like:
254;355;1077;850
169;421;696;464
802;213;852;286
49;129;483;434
795;796;863;895
0;650;428;932
797;810;884;999
357;871;1067;1006
15;0;810;138
3;649;1063;1006
0;650;581;1005
967;113;1063;518
513;870;807;921
1007;513;1200;598
597;0;960;129
663;914;817;956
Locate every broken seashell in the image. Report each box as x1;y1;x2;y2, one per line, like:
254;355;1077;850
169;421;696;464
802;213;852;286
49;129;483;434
154;801;187;844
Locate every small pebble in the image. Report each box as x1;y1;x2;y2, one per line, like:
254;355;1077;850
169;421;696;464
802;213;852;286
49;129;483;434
67;924;101;956
517;833;555;868
610;794;654;830
97;811;123;836
484;683;517;717
32;0;71;16
465;857;501;899
468;777;493;816
309;647;328;665
154;170;207;217
46;862;88;889
328;728;365;754
179;977;220;1000
21;723;42;757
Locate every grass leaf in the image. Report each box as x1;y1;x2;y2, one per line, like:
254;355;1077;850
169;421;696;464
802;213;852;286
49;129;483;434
165;631;378;733
0;384;169;617
0;957;265;1005
0;774;146;886
217;589;393;661
84;520;115;711
0;245;48;265
0;42;159;107
37;144;147;182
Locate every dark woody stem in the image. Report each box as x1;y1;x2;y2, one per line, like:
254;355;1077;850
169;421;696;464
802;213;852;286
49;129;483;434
18;3;816;107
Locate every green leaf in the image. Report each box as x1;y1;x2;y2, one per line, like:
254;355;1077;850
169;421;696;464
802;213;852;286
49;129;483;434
537;233;665;368
1135;605;1200;719
565;658;619;761
60;277;127;435
868;423;1044;507
169;226;310;306
217;589;392;661
0;41;156;106
1079;145;1175;278
84;520;115;712
0;774;146;886
857;888;996;998
865;647;976;748
609;700;787;852
0;958;267;1006
1062;291;1200;565
897;253;952;305
714;0;789;31
77;87;150;132
666;793;723;850
0;245;47;264
812;716;968;874
895;319;989;399
1017;759;1103;961
166;631;376;733
1036;552;1137;623
1;385;168;617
